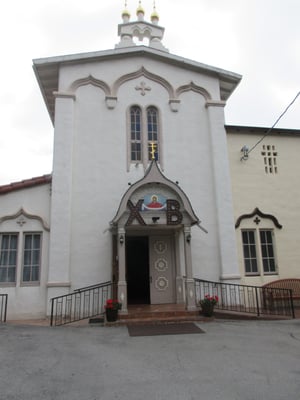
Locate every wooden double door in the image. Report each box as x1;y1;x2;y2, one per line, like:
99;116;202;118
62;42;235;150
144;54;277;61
126;235;174;305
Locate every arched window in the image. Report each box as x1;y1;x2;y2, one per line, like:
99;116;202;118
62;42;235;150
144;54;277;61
130;106;142;162
128;105;161;169
147;107;159;161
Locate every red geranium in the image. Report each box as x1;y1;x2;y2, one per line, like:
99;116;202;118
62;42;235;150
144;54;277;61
200;294;219;307
105;299;122;311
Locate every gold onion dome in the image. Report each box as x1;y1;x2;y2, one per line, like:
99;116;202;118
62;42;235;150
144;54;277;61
136;1;145;15
122;8;131;18
151;8;159;21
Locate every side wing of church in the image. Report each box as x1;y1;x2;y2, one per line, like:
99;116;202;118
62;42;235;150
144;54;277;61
0;4;299;320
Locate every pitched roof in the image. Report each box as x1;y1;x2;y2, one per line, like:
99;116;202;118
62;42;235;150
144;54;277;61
0;174;52;195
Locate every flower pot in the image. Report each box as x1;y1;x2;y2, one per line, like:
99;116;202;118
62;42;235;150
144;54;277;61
201;304;215;317
106;308;118;322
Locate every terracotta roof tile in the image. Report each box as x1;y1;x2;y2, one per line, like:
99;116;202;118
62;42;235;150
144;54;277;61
0;174;52;195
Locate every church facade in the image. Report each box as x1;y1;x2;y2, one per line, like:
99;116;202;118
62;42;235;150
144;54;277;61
0;5;299;319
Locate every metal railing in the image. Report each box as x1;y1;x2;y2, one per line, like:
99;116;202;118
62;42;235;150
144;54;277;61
194;278;295;318
0;294;8;323
50;281;113;326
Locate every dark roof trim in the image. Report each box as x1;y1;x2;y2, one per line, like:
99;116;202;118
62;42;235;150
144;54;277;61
226;125;300;136
235;207;282;229
0;174;52;195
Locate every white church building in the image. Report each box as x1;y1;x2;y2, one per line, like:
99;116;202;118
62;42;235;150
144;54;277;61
0;4;299;320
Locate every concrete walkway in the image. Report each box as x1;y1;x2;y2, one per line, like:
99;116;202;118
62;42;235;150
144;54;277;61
0;319;299;400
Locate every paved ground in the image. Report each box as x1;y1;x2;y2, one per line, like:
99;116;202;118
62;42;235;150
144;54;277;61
0;319;299;400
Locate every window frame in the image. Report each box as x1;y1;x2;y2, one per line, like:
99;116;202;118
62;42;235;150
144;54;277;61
0;233;18;286
21;232;42;286
241;229;259;276
241;228;278;276
127;105;162;170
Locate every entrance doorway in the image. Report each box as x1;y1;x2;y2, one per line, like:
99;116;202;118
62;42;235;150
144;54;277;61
126;237;150;304
126;235;175;305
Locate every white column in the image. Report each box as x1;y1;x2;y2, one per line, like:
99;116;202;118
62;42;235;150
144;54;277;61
184;226;196;310
175;232;184;304
46;93;75;313
206;102;240;282
117;227;128;314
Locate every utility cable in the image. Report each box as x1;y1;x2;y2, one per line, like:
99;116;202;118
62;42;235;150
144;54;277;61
247;91;300;156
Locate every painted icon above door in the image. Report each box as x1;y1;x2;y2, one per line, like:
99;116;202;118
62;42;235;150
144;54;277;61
142;194;167;211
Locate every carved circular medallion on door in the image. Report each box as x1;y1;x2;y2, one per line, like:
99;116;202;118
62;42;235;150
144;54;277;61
155;276;169;291
154;240;167;254
155;258;168;272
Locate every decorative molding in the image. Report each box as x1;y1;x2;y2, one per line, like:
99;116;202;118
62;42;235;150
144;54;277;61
219;274;241;281
205;100;226;108
68;75;111;96
112;66;175;99
0;208;50;231
53;91;76;100
135;81;151;96
105;96;118;109
169;99;180;112
46;282;71;288
176;82;212;101
235;207;283;229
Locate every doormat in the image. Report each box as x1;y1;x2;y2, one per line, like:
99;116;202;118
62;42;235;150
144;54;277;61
127;323;205;337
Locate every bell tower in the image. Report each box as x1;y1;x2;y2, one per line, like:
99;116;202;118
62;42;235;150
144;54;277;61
116;1;169;52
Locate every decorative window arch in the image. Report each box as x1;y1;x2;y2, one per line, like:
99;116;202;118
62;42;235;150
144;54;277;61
235;208;282;277
128;105;161;170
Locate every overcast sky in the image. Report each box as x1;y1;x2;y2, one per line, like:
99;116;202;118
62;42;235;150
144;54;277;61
0;0;299;185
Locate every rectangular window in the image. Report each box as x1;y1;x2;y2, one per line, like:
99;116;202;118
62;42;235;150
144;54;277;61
147;107;159;161
130;106;142;162
261;145;278;174
22;233;41;283
242;230;258;274
0;234;18;283
260;230;276;273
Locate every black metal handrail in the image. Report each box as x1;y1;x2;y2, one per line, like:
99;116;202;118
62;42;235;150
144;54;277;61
194;278;295;318
0;294;8;323
50;281;114;326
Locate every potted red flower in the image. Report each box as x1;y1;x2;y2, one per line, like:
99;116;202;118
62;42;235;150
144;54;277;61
105;299;122;322
199;294;219;317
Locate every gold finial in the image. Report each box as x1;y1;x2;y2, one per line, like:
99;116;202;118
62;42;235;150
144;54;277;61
151;0;159;23
150;142;157;160
136;0;145;15
122;0;131;20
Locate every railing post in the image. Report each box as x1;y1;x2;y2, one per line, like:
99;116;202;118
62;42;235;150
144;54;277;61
255;286;260;316
50;298;54;326
4;294;7;322
289;289;295;319
0;294;8;323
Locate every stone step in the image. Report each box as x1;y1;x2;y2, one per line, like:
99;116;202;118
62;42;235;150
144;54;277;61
120;310;199;320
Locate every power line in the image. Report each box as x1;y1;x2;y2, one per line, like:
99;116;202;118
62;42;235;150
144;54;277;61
241;91;300;160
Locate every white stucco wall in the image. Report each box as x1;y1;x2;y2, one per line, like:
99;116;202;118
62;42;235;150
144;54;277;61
47;52;239;299
0;183;51;319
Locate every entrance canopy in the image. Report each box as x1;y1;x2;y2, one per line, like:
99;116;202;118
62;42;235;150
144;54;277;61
111;161;201;229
